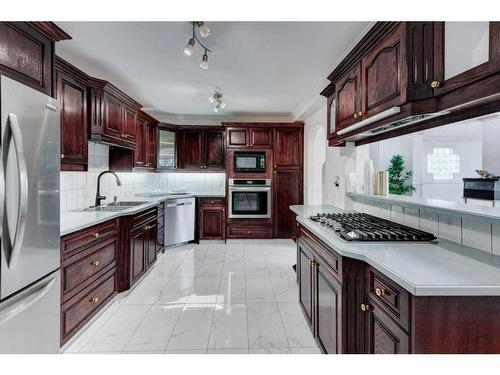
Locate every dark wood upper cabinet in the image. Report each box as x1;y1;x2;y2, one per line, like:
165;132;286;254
335;63;362;130
249;128;273;148
226;128;249;148
123;105;137;145
182;130;204;168
55;57;88;171
0;22;71;96
178;127;225;170
88;78;142;150
273;127;303;169
360;25;405;118
134;116;146;167
204;130;225;168
145;122;157;169
103;92;123;140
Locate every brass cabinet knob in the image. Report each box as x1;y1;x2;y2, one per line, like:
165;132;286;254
353;113;358;119
211;201;214;204
375;288;386;296
360;303;373;312
92;232;100;238
431;80;441;88
61;153;65;159
358;111;363;117
274;165;277;168
90;260;100;266
89;297;99;303
274;171;277;174
247;231;251;234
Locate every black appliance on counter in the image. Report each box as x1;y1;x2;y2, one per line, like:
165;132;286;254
234;151;266;173
310;213;436;242
463;177;500;201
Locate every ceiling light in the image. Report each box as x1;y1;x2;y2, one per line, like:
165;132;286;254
196;22;211;38
208;96;215;103
200;51;209;70
219;102;226;109
183;38;195;56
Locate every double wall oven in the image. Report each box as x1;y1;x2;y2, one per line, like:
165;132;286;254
228;179;271;218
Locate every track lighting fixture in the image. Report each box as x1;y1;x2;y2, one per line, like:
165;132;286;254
209;89;226;113
182;22;213;70
196;22;211;38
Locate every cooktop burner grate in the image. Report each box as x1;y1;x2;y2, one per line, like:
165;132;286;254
309;212;436;242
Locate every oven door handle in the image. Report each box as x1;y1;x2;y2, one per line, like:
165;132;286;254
229;186;271;192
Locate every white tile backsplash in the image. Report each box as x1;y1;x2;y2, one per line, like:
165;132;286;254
60;141;225;212
350;195;500;256
462;219;492;253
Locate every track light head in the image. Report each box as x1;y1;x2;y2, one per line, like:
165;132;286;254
200;51;209;70
196;22;211;38
183;38;195;56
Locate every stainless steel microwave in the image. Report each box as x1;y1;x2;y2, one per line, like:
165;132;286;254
234;152;266;173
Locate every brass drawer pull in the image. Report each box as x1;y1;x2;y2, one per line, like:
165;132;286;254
89;297;99;303
90;260;100;267
375;288;386;296
92;232;100;238
360;303;373;312
431;80;441;88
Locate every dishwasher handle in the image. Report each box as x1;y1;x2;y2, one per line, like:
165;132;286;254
166;201;193;208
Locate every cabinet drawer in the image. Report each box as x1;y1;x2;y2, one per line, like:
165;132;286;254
200;197;225;207
366;266;410;331
227;225;272;239
61;220;118;258
62;238;117;297
299;226;342;281
61;269;117;343
132;206;158;229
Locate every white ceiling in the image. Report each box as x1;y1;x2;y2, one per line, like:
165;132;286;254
56;22;369;123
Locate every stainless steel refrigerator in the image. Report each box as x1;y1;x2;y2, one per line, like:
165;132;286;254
0;76;60;353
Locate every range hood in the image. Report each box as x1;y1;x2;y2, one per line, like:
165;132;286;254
338;106;449;142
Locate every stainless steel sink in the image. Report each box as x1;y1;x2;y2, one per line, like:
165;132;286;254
78;206;130;212
107;201;148;207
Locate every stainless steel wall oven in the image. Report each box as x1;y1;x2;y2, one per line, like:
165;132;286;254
228;179;271;218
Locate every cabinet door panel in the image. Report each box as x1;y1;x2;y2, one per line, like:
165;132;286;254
298;241;314;327
273;170;302;238
273;128;303;168
226;128;248;148
145;123;157;168
199;208;225;240
134;117;146;167
361;26;405;117
103;93;123;139
182;130;203;168
130;228;146;283
335;63;361;130
205;130;225;168
316;263;342;354
366;300;410;354
57;70;88;169
123;105;137;144
146;222;157;268
250;128;273;148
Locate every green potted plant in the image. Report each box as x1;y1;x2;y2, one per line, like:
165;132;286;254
388;154;415;195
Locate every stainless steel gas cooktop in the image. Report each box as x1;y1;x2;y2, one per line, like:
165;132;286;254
309;212;436;242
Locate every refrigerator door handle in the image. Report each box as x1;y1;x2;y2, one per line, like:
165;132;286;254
0;147;4;238
3;113;29;269
0;275;56;327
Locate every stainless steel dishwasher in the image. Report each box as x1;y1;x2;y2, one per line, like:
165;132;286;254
164;197;195;247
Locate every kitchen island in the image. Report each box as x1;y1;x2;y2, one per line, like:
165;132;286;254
291;204;500;354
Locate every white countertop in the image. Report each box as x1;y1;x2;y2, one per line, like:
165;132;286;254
348;192;500;223
290;205;500;296
61;192;225;236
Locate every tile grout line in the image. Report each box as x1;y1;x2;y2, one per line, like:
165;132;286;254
119;304;155;353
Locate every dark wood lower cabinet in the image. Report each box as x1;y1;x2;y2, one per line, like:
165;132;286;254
315;261;342;354
365;298;409;354
297;240;314;327
297;223;500;354
199;197;226;240
130;226;147;283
